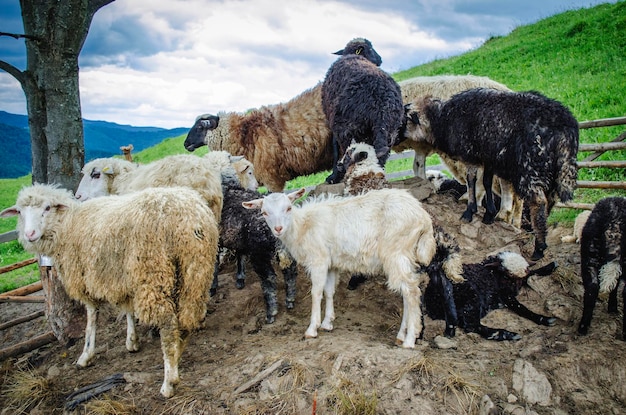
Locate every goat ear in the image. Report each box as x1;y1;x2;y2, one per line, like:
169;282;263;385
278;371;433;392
288;188;306;202
229;155;244;163
0;206;19;218
528;261;558;277
242;199;263;210
332;49;344;56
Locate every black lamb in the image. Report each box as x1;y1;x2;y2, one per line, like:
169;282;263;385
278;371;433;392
213;175;298;324
577;196;626;339
322;38;405;184
424;251;558;341
406;88;579;260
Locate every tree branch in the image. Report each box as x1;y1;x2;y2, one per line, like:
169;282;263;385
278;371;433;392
0;60;25;85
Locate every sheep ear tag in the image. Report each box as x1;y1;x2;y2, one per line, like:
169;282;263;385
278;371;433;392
102;166;114;175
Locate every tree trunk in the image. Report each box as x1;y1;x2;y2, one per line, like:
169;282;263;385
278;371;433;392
39;263;86;345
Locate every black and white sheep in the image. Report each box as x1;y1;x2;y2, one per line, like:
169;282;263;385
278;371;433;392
213;182;298;323
406;88;579;259
1;184;220;398
242;187;455;348
577;197;626;339
321;39;404;184
424;251;558;340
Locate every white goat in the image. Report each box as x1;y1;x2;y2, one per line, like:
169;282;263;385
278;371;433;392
242;187;436;348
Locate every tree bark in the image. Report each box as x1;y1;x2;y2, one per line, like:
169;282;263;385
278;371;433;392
40;264;86;345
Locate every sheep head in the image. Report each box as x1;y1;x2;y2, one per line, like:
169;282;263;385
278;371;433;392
333;37;382;67
242;188;306;238
184;114;220;151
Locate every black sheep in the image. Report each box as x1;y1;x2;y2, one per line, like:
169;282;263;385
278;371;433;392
577;197;626;339
322;38;404;184
424;251;558;341
213;180;298;324
407;88;579;260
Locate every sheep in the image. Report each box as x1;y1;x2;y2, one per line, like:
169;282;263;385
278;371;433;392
394;75;523;226
183;83;334;192
321;40;405;184
406;88;579;260
74;153;288;324
242;187;439;348
0;184;219;398
340;140;391;197
75;154;224;223
577;197;626;339
424;251;558;340
561;209;592;243
212;181;298;323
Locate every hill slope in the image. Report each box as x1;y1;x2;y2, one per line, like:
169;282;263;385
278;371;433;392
0;111;189;178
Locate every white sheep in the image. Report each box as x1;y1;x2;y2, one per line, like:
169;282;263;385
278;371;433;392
1;184;220;398
242;187;437;348
75;154;224;224
561;210;592;243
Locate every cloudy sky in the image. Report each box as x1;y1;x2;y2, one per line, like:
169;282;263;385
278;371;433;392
0;0;614;129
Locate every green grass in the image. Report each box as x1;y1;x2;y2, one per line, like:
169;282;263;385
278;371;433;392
1;1;625;292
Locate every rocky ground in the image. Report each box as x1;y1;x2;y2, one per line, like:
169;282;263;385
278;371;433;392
1;176;625;415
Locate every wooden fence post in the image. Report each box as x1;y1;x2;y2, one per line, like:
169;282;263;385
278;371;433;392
39;257;86;345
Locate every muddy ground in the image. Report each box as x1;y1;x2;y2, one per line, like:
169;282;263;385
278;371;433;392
1;176;625;415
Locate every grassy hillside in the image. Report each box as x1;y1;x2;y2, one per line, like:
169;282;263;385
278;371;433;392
1;1;625;291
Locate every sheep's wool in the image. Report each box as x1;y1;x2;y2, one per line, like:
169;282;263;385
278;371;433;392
498;252;528;279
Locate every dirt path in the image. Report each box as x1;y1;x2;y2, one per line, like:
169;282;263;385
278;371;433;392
1;177;625;415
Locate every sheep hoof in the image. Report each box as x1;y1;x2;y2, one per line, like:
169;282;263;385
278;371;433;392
543;317;557;326
160;383;175;399
577;324;589;335
460;211;474;222
531;248;545;261
482;213;496;225
285;300;295;310
236;278;245;289
265;315;276;324
209;287;217;297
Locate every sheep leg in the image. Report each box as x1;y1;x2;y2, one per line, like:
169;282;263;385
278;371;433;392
159;321;183;398
503;295;556;326
77;303;98;367
325;136;345;184
439;272;458;337
496;179;515;224
305;267;327;338
578;267;600;335
126;313;140;352
529;191;549;260
413;151;427;180
622;283;626;340
481;169;498;224
320;270;338;331
475;324;521;341
461;165;478;222
251;257;278;324
282;260;298;309
210;255;220;297
235;254;246;289
608;284;619;314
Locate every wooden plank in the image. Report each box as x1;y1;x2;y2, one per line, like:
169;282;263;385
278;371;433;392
0;280;42;297
0;230;18;244
0;295;45;303
0;310;45;331
555;202;595;210
578;141;626;152
0;258;37;275
577;160;626;169
580;131;626;162
579;116;626;129
0;331;56;361
577;181;626;190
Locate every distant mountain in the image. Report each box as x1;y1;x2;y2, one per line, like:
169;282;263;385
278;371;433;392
0;110;189;178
